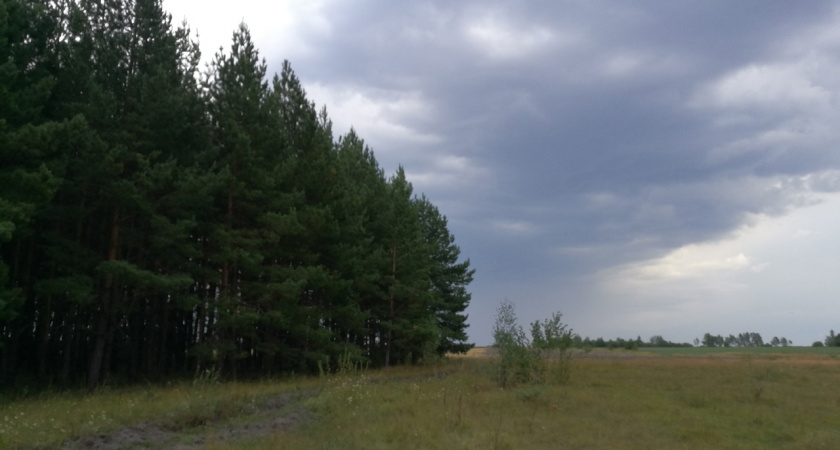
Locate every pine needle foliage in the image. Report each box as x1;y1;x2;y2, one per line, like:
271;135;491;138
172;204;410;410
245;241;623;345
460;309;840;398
0;0;473;390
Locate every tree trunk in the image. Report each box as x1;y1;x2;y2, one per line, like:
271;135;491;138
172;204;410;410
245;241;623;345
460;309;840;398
87;311;108;391
1;328;21;386
157;298;169;377
88;208;120;390
60;307;77;387
385;245;397;367
36;296;52;382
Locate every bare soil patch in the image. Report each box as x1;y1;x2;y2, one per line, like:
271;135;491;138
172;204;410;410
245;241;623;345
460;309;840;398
59;391;314;450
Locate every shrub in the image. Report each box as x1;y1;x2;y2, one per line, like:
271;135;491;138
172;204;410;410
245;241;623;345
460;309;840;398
492;300;574;388
530;311;574;383
492;300;539;387
825;330;840;347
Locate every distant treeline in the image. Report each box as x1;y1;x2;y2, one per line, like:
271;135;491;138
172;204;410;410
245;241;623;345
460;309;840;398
817;330;840;347
564;332;820;350
573;335;693;350
0;0;473;390
697;332;791;348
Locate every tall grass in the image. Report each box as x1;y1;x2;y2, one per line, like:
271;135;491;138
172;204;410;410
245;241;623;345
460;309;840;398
238;354;840;449
4;350;840;449
0;377;314;448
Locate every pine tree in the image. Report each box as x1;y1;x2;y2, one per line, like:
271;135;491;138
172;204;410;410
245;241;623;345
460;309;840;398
1;0;207;387
0;0;72;382
416;196;474;355
2;1;476;386
379;168;434;366
200;23;278;377
330;130;389;366
71;0;208;388
267;63;355;372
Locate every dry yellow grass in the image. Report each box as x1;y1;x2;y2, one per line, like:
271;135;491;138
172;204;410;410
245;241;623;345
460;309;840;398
447;346;494;359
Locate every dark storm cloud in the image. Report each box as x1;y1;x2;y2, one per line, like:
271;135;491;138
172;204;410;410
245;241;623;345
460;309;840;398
166;0;840;344
282;0;838;205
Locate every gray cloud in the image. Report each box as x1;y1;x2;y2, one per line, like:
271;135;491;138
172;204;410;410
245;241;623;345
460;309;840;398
166;0;840;346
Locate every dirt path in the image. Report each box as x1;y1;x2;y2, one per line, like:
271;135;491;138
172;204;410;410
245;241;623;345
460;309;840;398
59;391;314;450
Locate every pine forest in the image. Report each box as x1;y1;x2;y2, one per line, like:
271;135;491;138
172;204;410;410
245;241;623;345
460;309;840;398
0;0;474;390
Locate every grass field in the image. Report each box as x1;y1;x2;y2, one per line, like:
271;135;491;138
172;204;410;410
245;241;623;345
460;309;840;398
3;347;840;449
639;345;840;357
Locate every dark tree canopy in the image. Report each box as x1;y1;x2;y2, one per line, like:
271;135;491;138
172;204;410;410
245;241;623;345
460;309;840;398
0;0;473;389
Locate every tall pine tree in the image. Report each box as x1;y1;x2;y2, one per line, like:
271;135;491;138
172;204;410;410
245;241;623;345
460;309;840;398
416;196;474;355
1;1;475;388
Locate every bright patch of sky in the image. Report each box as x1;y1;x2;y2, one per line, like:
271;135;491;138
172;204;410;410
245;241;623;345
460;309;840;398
585;192;840;345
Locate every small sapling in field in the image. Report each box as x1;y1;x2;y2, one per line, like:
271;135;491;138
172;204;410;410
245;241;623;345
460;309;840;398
492;299;575;388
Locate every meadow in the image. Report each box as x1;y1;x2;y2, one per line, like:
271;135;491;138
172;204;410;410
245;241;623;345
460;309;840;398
2;347;840;449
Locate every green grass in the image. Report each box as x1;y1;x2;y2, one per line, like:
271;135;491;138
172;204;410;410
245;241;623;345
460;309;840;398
0;377;315;448
278;356;839;450
4;350;840;449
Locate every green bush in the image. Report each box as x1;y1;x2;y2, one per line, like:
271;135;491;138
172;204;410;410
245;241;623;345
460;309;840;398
492;300;574;388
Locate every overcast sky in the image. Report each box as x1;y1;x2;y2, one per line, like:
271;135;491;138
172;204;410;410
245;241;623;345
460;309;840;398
165;0;840;346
